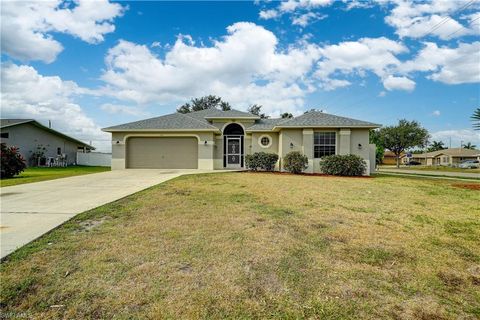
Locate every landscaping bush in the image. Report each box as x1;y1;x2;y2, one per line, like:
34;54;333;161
1;143;26;178
245;152;279;171
283;151;308;174
319;154;366;176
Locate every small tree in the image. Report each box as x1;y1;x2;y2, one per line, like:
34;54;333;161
177;95;231;113
378;119;429;168
281;112;293;119
247;104;269;119
1;143;26;178
283;151;308;174
471;108;480;130
369;129;384;165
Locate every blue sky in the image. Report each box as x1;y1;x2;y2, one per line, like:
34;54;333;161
1;0;479;151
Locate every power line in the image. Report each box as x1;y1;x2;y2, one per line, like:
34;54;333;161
445;17;480;38
423;0;477;37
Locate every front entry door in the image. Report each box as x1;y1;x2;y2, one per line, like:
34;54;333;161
226;137;241;168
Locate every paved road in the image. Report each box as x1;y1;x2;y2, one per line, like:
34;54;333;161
0;169;229;259
378;168;480;179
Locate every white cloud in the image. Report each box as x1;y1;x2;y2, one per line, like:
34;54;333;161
432;110;441;116
292;12;327;27
0;63;109;151
259;0;333;25
383;75;416;91
1;0;124;63
150;41;161;48
385;0;479;40
100;103;147;116
399;42;480;84
259;9;280;19
100;22;321;115
378;91;387;97
319;78;351;91
315;37;409;91
431;129;480;146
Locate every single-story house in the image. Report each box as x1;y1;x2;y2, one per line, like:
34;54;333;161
382;151;404;165
102;108;380;175
401;148;480;166
0;119;94;166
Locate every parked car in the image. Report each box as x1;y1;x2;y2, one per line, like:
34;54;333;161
458;160;480;169
407;160;421;166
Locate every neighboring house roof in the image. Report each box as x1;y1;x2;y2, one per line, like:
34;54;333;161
403;148;480;158
102;108;381;132
0;119;95;149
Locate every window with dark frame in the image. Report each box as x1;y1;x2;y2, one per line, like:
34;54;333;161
57;147;62;155
314;132;336;158
260;136;270;146
0;132;9;138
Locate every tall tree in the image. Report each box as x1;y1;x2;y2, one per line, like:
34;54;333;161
247;104;269;119
177;95;231;113
463;142;477;149
281;112;293;119
427;140;445;152
472;108;480;130
377;119;430;168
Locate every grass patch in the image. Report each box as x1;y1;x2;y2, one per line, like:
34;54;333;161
0;166;110;187
1;173;479;318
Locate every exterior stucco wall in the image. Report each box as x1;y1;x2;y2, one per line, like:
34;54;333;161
1;123;83;166
108;126;373;174
111;131;214;170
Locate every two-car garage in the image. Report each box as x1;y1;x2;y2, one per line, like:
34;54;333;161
126;137;198;169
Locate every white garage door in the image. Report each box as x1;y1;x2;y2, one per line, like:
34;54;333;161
126;137;198;169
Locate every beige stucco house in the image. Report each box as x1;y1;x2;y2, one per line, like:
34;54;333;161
401;148;480;166
103;108;380;175
0;119;94;166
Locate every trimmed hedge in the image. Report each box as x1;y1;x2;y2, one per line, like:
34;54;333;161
319;154;366;176
283;151;308;174
245;152;279;171
1;143;26;178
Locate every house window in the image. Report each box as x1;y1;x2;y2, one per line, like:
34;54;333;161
442;156;448;163
314;132;336;158
0;132;9;138
57;147;62;155
258;135;272;148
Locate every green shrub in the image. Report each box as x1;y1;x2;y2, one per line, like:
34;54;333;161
245;152;279;171
283;151;308;174
319;154;366;176
1;143;26;178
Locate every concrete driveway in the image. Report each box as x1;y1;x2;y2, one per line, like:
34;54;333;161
0;169;225;259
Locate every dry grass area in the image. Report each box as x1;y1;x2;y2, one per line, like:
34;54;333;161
1;172;479;319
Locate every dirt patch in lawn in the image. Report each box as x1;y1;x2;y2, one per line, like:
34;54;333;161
451;183;480;191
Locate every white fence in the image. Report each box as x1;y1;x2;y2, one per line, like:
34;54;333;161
76;152;111;167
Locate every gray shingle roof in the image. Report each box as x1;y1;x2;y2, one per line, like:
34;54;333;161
1;119;94;149
102;112;219;131
276;111;380;128
0;119;34;128
103;108;380;132
246;118;290;130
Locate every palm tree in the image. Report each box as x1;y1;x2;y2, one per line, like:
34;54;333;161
472;108;480;130
463;142;477;150
427;140;445;152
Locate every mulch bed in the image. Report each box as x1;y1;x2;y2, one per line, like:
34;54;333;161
242;171;373;179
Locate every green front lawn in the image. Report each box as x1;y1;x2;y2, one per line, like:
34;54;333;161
1;173;479;319
0;166;110;187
